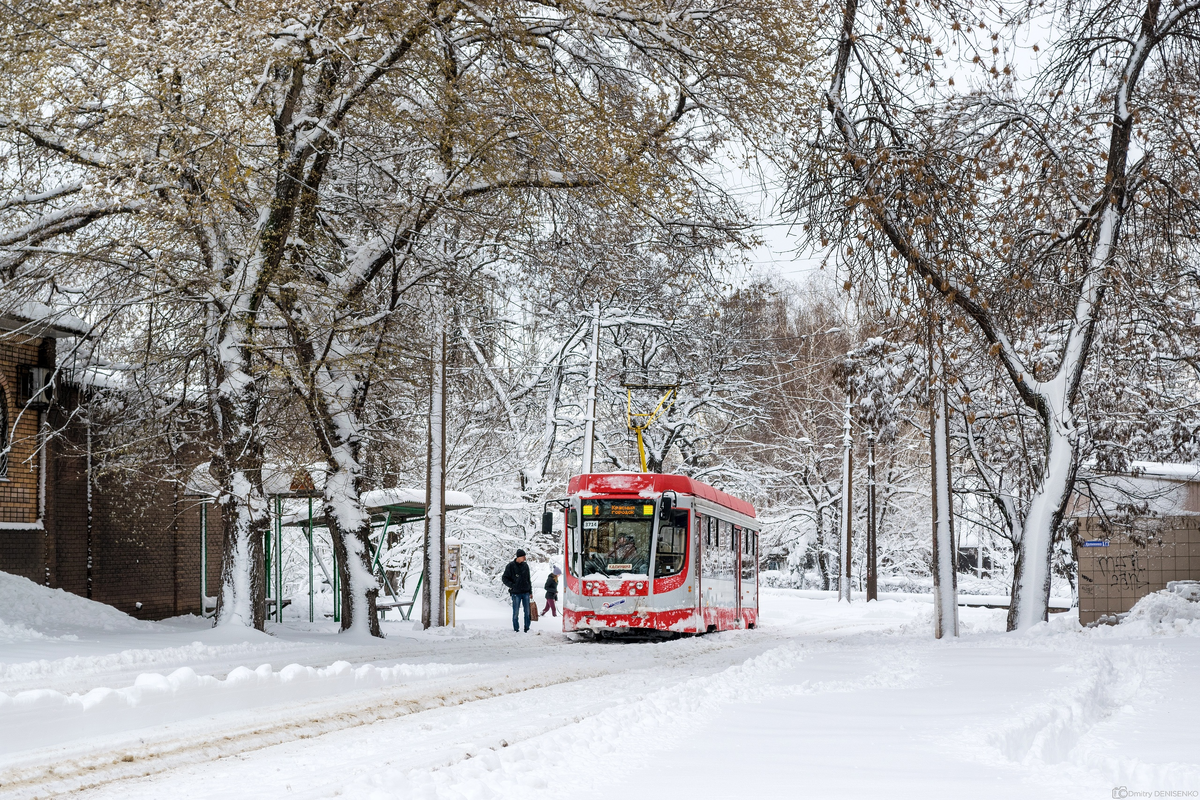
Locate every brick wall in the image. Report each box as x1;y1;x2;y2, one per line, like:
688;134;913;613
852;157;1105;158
0;335;220;620
48;392;88;596
0;334;49;582
81;437;218;620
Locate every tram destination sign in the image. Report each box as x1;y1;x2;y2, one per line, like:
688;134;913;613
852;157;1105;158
591;500;654;517
582;501;656;516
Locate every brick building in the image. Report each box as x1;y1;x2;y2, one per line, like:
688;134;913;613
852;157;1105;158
0;306;219;619
1071;462;1200;625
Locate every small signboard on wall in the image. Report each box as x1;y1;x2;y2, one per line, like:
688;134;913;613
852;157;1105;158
445;542;461;588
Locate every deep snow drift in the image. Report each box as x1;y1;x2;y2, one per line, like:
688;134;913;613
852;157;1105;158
1;571;1198;800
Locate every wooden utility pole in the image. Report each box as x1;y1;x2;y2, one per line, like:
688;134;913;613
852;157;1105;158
581;302;601;474
423;319;447;629
838;395;854;603
866;431;878;601
928;312;959;638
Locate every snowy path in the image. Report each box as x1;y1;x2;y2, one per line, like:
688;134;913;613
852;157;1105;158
2;578;1198;799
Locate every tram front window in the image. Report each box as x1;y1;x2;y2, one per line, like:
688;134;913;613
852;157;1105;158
577;500;654;577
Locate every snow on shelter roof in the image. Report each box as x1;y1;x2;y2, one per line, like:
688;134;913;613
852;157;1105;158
184;463;330;498
186;462;474;523
0;301;89;338
281;487;473;528
359;487;474;514
567;472;756;518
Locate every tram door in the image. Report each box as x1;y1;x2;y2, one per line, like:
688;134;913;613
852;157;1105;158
741;529;758;623
733;524;743;621
692;513;702;612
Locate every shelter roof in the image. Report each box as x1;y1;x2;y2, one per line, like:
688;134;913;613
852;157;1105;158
281;487;474;528
184;462;329;498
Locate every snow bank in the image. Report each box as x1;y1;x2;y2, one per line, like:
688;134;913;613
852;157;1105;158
1110;590;1200;637
0;571;154;637
0;619;58;645
0;640;300;684
0;660;475;756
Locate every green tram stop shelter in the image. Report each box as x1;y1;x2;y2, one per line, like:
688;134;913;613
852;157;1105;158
273;485;474;624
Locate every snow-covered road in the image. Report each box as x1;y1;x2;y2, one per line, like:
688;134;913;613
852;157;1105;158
2;573;1198;800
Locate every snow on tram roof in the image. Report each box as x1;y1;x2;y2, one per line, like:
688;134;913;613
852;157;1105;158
567;472;756;518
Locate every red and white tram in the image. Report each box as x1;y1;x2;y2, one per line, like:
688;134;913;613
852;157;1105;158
543;473;759;637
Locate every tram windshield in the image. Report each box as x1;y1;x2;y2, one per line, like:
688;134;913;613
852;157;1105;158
575;499;654;577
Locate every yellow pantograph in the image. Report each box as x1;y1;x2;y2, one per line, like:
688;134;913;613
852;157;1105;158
626;386;677;472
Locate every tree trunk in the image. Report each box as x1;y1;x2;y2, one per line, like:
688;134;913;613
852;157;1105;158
1007;423;1076;630
322;453;382;637
814;504;832;590
210;332;268;630
215;475;267;629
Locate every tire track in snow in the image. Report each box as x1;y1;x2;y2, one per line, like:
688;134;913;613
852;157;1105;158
0;630;797;799
0;662;612;799
342;641;924;799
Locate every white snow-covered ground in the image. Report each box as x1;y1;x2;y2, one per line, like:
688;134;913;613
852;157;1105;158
1;571;1198;800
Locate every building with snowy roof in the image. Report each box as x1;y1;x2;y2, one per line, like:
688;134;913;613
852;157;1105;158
1070;462;1200;625
0;305;218;620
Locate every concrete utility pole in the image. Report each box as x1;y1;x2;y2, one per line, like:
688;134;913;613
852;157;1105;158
839;394;854;603
866;431;878;601
581;301;601;474
423;319;447;629
928;313;959;638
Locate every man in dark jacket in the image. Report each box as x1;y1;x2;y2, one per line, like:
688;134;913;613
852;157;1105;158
502;548;533;632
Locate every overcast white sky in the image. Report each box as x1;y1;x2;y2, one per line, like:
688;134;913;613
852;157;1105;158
718;158;830;286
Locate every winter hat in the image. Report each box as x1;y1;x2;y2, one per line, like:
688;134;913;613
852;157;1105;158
516;548;526;557
553;566;562;576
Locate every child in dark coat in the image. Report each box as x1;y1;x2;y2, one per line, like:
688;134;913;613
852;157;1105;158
542;566;561;617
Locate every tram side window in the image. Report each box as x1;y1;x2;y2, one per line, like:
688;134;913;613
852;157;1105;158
724;525;734;575
721;520;734;578
741;528;755;581
702;516;717;579
655;511;689;578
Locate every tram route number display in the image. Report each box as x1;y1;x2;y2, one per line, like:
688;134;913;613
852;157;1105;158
582;501;655;517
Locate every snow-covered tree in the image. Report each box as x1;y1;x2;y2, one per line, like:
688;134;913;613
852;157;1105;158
788;0;1200;629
